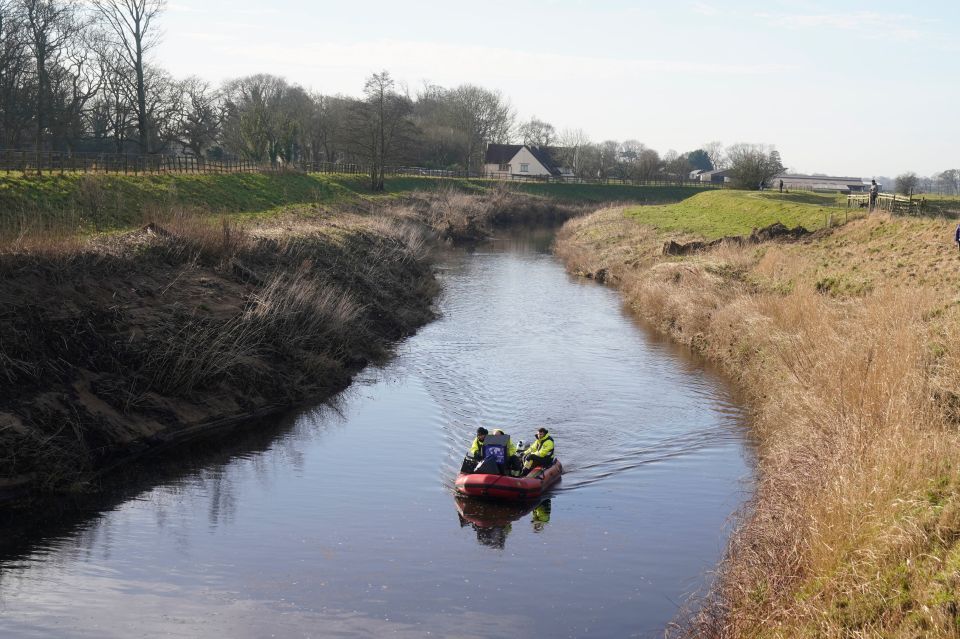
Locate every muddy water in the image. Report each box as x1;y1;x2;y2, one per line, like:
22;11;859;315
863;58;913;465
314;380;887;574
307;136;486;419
0;229;752;638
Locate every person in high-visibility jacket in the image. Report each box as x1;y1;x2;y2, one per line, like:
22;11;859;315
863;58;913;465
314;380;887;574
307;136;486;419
522;427;555;474
469;427;489;460
491;429;518;457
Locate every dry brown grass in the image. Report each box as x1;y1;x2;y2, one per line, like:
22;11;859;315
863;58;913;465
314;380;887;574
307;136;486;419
557;208;960;638
0;206;438;490
393;183;585;242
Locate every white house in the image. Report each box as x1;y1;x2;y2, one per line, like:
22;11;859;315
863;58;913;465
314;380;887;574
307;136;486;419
483;144;574;179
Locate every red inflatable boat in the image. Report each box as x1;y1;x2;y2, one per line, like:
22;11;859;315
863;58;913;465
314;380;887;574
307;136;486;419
455;461;563;501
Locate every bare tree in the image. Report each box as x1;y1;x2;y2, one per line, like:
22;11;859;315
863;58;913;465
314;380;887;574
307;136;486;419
90;50;135;151
726;143;784;189
176;75;220;157
597;139;621;179
557;127;590;177
91;0;166;153
635;148;661;180
518;116;555;147
345;70;415;191
702;140;726;170
937;169;959;195
48;26;103;150
663;149;692;179
448;84;513;173
310;94;350;163
411;83;466;169
895;171;919;196
220;73;287;163
141;65;179;151
0;2;32;147
19;0;84;150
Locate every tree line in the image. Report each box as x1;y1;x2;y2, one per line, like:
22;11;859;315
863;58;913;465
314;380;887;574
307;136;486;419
0;0;788;191
883;171;960;197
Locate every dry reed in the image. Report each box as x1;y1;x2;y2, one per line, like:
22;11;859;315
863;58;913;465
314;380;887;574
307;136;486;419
556;207;960;637
0;207;437;489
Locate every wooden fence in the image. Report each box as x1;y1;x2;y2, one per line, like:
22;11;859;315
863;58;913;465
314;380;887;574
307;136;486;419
847;193;925;214
0;149;720;189
0;150;269;175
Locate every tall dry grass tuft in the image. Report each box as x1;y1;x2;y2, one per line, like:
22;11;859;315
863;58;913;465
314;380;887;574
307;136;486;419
0;206;438;489
396;183;583;242
557;207;960;637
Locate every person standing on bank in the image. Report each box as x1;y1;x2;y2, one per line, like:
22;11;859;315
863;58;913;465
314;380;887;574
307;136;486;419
869;179;879;211
779;179;784;193
521;428;555;475
954;222;960;253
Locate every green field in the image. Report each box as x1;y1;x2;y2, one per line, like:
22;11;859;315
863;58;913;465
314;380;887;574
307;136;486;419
0;172;713;238
625;190;847;239
328;174;712;204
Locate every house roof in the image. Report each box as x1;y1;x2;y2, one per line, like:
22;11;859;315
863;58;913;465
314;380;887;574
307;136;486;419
484;144;524;165
484;144;571;176
779;173;865;184
528;146;563;176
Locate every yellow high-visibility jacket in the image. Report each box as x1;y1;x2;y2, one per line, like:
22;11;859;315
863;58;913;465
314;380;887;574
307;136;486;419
524;434;554;460
469;437;484;458
470;435;518;458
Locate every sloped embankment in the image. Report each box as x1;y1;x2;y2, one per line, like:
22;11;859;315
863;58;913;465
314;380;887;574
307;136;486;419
557;206;960;637
0;213;438;496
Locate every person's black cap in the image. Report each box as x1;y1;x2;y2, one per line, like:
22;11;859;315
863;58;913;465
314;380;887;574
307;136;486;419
477;427;488;436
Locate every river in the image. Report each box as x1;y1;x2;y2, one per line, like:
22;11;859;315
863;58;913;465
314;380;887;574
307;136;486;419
0;228;752;638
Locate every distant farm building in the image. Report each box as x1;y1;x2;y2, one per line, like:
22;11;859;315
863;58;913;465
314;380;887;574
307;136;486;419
776;174;868;193
696;169;729;184
484;144;574;179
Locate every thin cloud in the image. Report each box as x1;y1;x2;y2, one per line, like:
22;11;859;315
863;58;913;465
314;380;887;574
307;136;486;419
167;3;207;13
757;10;928;41
691;2;720;16
213;39;796;79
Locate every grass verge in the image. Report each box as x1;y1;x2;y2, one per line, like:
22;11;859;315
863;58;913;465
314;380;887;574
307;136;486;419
625;190;847;239
0;172;709;242
556;203;960;637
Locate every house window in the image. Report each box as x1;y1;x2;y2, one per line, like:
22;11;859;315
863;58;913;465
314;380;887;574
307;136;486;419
499;163;509;171
520;163;529;173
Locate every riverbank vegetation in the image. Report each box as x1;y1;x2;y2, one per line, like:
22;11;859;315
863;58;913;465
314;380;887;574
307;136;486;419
0;172;708;243
556;194;960;637
625;190;845;239
1;173;676;496
0;209;438;495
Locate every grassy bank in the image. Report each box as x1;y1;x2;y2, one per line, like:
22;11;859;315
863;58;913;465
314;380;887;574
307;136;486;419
0;209;439;495
555;192;960;637
625;190;845;239
0;172;709;241
0;172;619;496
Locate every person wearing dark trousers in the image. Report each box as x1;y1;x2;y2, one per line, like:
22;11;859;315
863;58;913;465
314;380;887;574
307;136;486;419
955;222;960;252
521;427;555;475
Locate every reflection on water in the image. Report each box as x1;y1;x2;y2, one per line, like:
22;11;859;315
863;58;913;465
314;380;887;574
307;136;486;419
455;498;552;549
0;228;753;639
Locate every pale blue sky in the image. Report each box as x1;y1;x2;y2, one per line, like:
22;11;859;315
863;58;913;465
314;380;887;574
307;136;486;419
158;1;959;177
